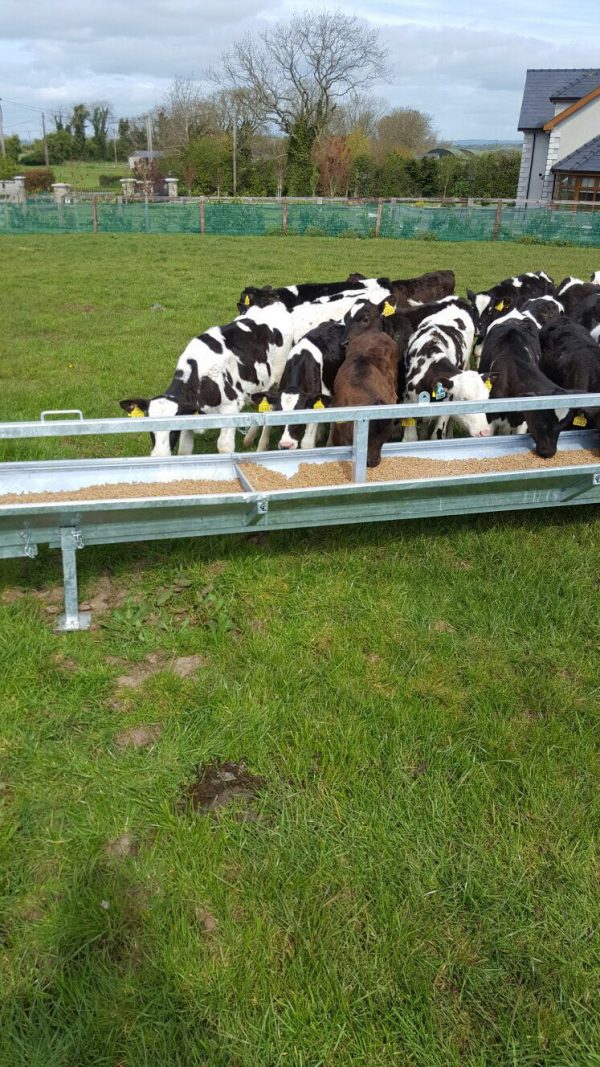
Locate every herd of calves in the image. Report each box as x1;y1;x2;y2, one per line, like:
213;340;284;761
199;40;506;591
120;268;600;468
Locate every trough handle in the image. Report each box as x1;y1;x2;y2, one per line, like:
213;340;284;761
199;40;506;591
40;409;84;422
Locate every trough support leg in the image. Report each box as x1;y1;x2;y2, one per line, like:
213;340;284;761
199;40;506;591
353;419;369;484
56;527;91;633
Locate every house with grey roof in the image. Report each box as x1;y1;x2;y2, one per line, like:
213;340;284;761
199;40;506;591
128;150;165;171
517;69;600;204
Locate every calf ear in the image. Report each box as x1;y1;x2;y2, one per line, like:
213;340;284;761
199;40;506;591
119;398;149;415
554;407;570;422
466;288;477;305
379;297;397;317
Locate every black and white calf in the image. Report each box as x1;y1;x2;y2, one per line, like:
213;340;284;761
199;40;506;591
287;284;392;343
570;292;600;341
120;302;294;457
468;271;556;351
237;277;385;314
479;317;571;457
402;297;490;441
540;320;600;431
275;320;346;450
556;276;599;315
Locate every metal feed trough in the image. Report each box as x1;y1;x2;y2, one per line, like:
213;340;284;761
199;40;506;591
0;395;599;631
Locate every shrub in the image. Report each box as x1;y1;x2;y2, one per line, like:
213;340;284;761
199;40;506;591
99;174;122;188
0;158;17;180
24;168;55;194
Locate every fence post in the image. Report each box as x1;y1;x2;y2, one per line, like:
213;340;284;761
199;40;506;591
282;199;288;234
92;197;98;234
375;198;383;237
199;198;206;234
493;200;503;240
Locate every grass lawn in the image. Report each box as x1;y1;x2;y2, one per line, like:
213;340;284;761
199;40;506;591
1;235;599;1066
21;160;128;189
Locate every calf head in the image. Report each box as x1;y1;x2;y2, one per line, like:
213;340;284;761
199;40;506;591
119;395;196;458
342;296;397;346
522;396;572;458
434;370;492;437
266;391;330;450
236;285;278;315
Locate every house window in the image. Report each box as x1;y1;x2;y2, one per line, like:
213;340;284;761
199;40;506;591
553;172;600;208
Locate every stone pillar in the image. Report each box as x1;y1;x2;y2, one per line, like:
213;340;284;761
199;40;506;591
165;176;178;198
52;182;71;202
13;175;26;203
120;177;136;198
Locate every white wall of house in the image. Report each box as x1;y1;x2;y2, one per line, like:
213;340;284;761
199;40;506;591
542;95;600;197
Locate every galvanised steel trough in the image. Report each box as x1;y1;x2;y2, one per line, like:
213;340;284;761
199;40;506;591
0;395;599;631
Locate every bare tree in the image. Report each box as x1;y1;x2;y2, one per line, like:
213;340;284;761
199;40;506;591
327;92;385;138
155;78;218;153
215;9;388;193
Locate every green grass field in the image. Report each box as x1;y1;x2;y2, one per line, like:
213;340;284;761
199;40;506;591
22;160;128;189
1;236;599;1066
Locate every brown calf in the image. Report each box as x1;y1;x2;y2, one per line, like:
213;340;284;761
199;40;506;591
331;333;400;467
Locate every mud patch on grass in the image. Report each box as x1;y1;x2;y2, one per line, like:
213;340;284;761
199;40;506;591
105;833;139;858
179;759;265;818
115;723;162;750
111;651;208;695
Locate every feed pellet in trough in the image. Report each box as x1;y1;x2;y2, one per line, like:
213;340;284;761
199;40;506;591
0;477;242;507
241;448;600;492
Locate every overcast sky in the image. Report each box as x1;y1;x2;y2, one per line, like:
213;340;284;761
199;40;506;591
2;0;600;142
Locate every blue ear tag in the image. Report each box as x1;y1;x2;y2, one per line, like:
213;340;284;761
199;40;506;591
418;391;431;405
432;383;447;401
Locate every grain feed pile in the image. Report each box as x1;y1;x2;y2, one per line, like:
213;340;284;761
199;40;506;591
242;448;600;492
0;478;242;507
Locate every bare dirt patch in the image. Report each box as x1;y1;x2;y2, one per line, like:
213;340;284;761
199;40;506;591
105;832;139;858
430;619;457;634
112;651;208;693
195;906;219;934
179;760;265;818
115;723;163;750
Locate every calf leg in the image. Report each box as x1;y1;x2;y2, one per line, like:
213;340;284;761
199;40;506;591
256;425;271;451
177;430;195;456
243;425;259;448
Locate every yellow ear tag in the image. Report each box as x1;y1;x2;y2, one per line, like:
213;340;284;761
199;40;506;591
244;294;250;306
494;300;505;312
258;397;272;413
484;378;493;392
382;301;395;317
128;405;145;418
573;414;587;427
401;417;416;427
313;399;325;410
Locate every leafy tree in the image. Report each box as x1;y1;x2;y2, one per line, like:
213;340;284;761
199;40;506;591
46;130;74;163
217;10;388;194
90;104;111;159
70;104;89;159
179;136;232;195
350;153;379;198
5;134;21;162
0;157;17;179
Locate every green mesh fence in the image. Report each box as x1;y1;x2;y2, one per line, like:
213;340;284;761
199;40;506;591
1;197;600;245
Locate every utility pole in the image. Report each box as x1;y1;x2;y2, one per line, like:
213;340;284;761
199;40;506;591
113;133;117;164
146;115;153;155
232;111;237;196
0;100;5;158
41;111;49;167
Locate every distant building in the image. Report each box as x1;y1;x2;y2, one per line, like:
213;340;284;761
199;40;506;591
422;146;474;160
128;150;165;171
517;68;600;204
